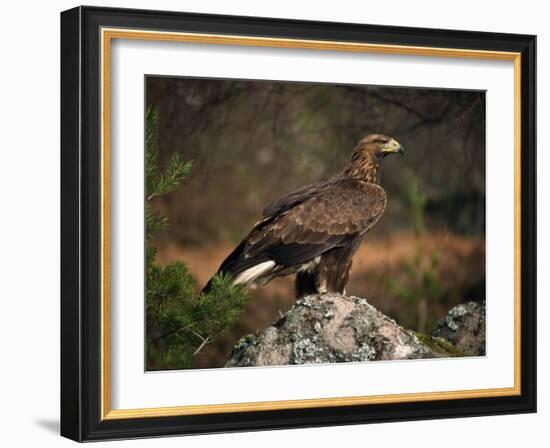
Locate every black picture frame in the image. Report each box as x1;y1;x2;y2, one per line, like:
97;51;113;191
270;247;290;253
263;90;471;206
61;5;536;442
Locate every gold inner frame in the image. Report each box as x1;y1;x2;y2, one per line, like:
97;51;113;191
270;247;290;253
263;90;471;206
100;27;522;420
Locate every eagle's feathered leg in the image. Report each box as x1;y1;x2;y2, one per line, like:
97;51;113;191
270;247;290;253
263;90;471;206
295;270;318;298
295;245;356;298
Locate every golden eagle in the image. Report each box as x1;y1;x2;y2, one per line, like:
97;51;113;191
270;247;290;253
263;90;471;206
202;134;404;297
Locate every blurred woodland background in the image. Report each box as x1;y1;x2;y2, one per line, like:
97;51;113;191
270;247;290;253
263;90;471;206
145;76;486;370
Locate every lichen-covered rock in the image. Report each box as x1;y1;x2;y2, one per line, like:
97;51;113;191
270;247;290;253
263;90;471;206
226;293;454;367
433;301;486;356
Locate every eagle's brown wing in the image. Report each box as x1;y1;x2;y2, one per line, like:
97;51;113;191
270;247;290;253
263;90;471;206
205;179;386;289
245;179;386;264
261;181;325;218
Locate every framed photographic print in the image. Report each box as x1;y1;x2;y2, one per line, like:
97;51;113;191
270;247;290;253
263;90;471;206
60;6;536;442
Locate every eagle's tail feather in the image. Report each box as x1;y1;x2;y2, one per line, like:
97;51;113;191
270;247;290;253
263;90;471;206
200;240;273;296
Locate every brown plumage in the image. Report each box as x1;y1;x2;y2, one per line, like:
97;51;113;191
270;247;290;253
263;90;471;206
202;134;404;297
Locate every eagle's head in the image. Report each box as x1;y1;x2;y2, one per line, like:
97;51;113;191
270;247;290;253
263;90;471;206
356;134;404;160
343;134;404;183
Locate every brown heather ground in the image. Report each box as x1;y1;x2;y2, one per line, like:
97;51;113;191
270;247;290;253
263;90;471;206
154;231;485;369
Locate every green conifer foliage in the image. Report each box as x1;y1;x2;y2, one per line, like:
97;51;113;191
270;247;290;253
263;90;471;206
145;107;247;370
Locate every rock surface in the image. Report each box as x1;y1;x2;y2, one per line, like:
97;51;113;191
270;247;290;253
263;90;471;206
433;301;486;356
226;293;485;367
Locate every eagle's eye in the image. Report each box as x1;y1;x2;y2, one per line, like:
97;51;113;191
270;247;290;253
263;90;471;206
373;137;389;146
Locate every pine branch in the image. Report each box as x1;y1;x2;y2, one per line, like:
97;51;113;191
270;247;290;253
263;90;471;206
144;107;248;370
145;107;160;195
145;203;168;236
147;154;192;201
145;105;192;201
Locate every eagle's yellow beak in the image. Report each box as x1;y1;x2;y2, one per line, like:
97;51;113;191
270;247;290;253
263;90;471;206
382;138;404;156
